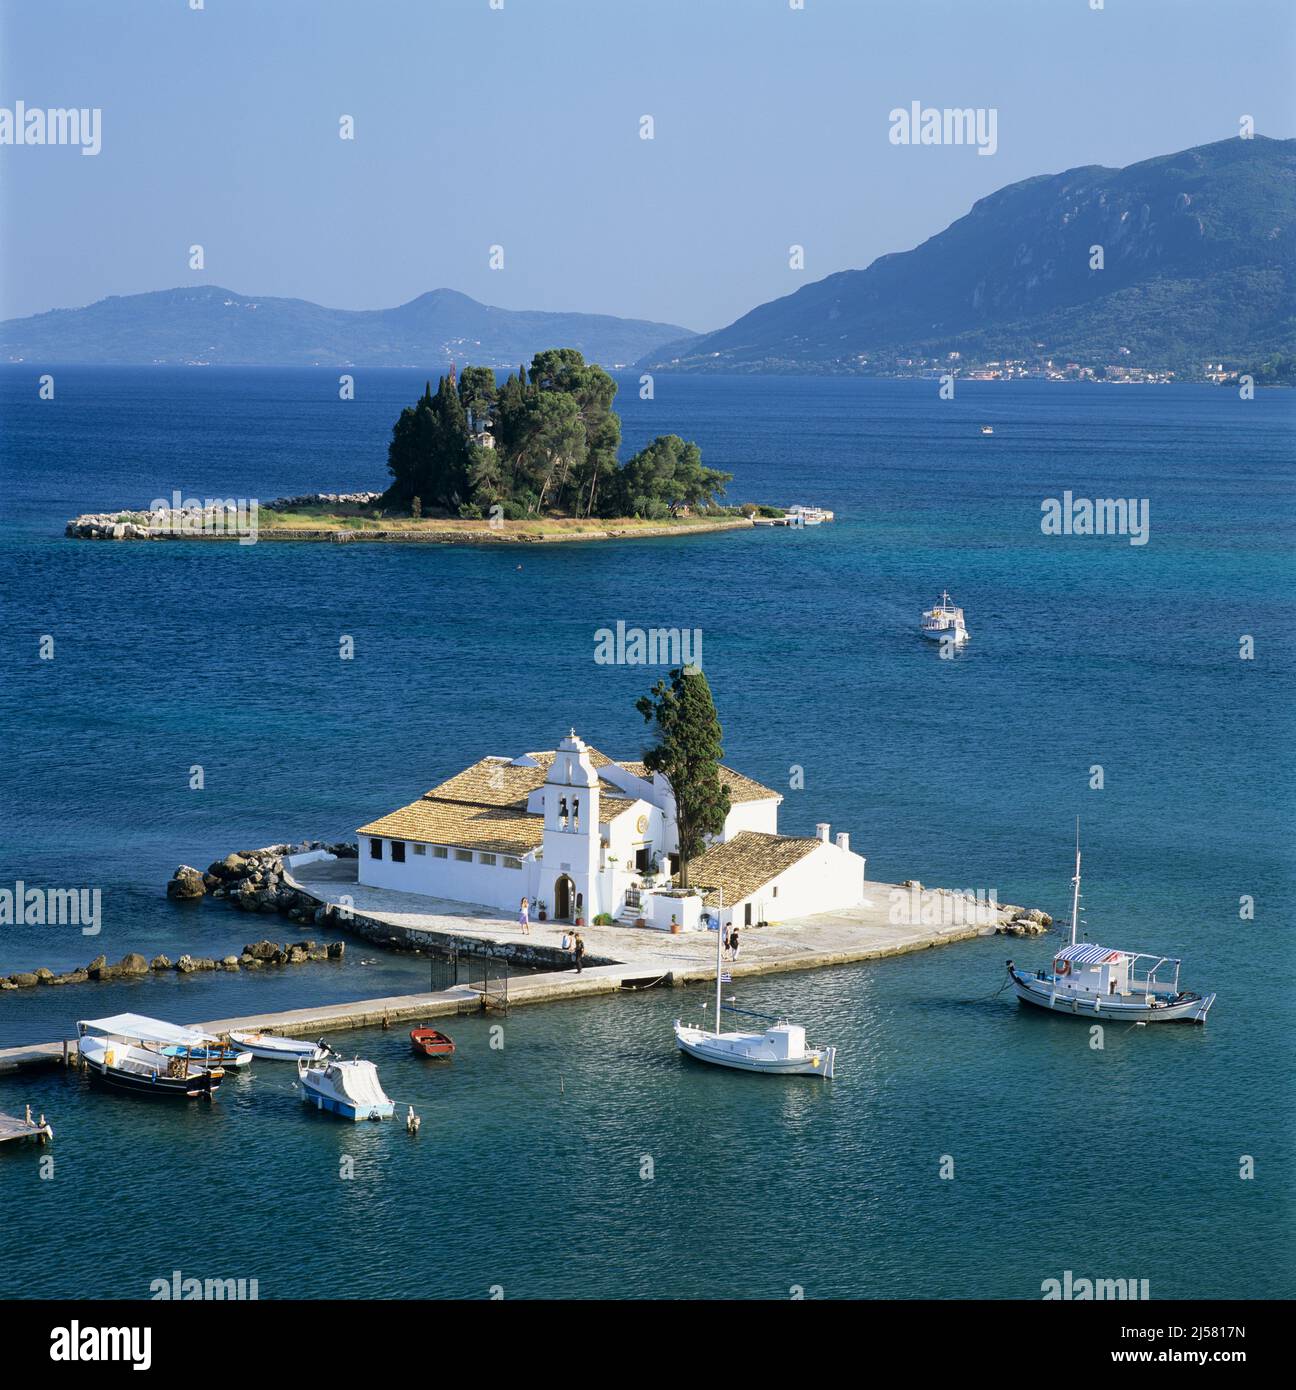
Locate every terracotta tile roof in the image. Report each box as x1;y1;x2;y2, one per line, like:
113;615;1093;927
357;800;544;856
599;796;642;821
677;831;820;907
717;766;781;804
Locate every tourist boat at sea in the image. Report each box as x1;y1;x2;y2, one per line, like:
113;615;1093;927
1006;832;1216;1025
672;892;836;1077
980;425;994;435
229;1029;329;1062
920;590;969;643
77;1013;227;1099
409;1026;455;1058
160;1042;253;1069
297;1056;395;1121
786;504;832;526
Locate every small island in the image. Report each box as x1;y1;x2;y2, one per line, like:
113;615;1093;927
66;348;791;544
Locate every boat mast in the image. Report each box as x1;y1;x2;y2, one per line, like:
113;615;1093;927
715;888;725;1034
1070;818;1082;947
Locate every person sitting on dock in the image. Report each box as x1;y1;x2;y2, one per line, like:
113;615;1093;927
560;930;572;952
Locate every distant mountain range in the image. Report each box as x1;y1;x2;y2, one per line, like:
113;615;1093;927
0;286;694;369
640;136;1296;377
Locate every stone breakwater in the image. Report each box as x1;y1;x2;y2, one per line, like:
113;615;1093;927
264;491;382;510
166;840;358;921
2;938;345;991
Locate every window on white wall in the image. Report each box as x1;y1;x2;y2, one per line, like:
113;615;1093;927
369;838;382;859
413;844;426;856
479;853;496;866
391;841;406;863
503;856;522;869
432;846;447;859
454;849;472;862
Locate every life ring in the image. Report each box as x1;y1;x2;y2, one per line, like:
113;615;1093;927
1054;959;1071;976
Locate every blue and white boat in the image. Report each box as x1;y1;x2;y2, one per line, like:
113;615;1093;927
160;1043;253;1069
297;1056;395;1122
1006;829;1216;1025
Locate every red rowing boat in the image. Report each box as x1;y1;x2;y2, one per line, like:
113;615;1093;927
409;1026;455;1058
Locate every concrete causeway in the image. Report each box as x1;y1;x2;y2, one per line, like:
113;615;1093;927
0;859;1043;1075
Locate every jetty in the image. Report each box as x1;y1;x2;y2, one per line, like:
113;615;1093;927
0;858;1050;1077
0;1105;53;1144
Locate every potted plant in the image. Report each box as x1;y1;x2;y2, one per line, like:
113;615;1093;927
537;900;547;922
635;916;647;929
669;915;681;935
574;914;584;927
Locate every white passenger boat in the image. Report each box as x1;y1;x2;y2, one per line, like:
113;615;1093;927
980;424;994;435
786;503;831;526
1006;832;1216;1025
77;1014;227;1099
297;1056;395;1121
229;1029;329;1062
673;891;836;1077
920;590;969;643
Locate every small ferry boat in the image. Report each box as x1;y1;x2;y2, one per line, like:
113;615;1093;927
160;1042;253;1069
786;503;832;526
409;1026;455;1058
980;425;994;435
920;590;969;643
1006;833;1216;1025
672;891;836;1077
297;1056;395;1121
77;1013;226;1099
229;1029;329;1062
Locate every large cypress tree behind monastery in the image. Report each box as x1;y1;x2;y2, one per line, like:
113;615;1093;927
383;348;731;520
636;668;731;889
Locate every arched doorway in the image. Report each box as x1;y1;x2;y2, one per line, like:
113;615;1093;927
554;875;574;921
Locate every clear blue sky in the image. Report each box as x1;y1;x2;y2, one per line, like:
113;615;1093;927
2;0;1293;331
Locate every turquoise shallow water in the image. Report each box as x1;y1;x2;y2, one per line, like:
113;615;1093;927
0;369;1292;1298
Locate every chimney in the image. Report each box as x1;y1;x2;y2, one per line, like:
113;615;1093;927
835;832;850;852
816;822;830;843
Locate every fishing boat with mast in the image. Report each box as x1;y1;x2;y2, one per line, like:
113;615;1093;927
1006;829;1216;1025
673;892;837;1077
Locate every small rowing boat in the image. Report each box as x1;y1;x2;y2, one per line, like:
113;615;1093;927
410;1026;455;1058
160;1043;253;1069
228;1030;329;1062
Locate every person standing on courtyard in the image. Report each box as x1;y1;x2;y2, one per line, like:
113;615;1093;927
519;897;530;935
573;931;586;974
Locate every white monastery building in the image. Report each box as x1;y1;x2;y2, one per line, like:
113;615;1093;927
357;730;865;931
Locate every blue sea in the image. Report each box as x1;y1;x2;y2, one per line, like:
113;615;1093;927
0;367;1292;1299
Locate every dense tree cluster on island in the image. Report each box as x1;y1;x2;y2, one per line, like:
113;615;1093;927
384;348;732;519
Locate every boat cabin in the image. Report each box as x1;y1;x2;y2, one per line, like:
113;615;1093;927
1051;943;1131;995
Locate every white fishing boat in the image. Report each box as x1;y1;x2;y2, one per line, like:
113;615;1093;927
229;1029;329;1062
1006;829;1216;1025
297;1056;395;1121
786;503;831;526
980;424;994;435
920;590;969;643
77;1014;227;1099
673;891;836;1077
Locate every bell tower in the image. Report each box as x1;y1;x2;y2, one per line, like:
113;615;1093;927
541;730;601;921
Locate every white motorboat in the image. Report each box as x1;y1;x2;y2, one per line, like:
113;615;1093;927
1006;829;1216;1025
672;890;837;1078
77;1013;226;1099
920;590;969;643
297;1056;395;1121
786;503;831;526
980;424;994;435
229;1029;329;1062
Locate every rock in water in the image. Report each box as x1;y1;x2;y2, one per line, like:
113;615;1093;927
118;953;149;975
167;865;207;900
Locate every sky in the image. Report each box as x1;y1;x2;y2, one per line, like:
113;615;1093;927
2;0;1294;332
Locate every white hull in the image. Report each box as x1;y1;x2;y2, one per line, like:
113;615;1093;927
297;1058;395;1121
920;624;968;643
674;1022;835;1077
1009;971;1214;1024
230;1030;327;1061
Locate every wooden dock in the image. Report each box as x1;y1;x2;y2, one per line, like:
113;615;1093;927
0;1106;53;1144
